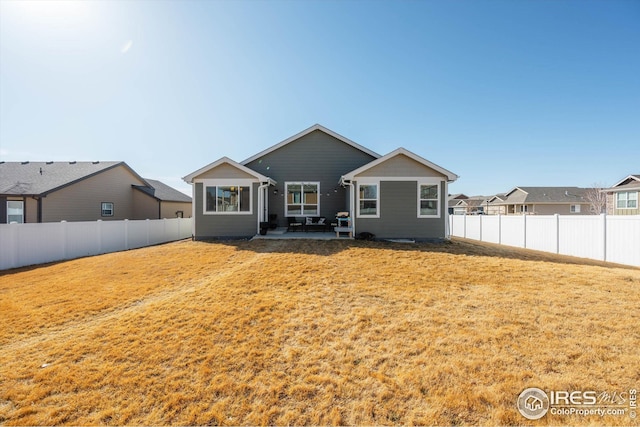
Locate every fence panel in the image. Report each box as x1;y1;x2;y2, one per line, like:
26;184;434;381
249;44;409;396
525;215;558;253
448;214;639;267
606;216;640;266
0;218;192;270
481;215;500;244
465;216;482;240
500;216;525;248
558;216;604;261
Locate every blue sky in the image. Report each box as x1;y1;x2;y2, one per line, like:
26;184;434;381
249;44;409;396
1;0;638;196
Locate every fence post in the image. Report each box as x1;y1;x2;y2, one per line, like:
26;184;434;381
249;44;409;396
97;220;103;254
463;213;467;238
61;220;68;260
124;219;129;250
601;213;607;262
146;219;150;245
555;214;560;254
498;214;502;245
479;214;483;241
523;214;527;248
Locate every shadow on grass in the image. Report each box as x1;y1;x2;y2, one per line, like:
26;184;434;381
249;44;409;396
206;236;640;270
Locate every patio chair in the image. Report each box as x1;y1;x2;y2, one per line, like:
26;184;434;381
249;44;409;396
287;216;303;232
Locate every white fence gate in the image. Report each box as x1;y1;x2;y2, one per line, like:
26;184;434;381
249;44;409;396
449;214;640;267
0;218;192;270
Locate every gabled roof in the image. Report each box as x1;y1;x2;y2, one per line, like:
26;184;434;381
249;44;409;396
612;174;640;187
0;161;148;196
240;124;381;165
498;186;589;204
182;157;274;184
341;147;459;182
604;174;640;192
133;179;192;203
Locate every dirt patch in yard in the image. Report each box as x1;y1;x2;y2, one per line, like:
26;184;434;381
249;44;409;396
0;238;638;425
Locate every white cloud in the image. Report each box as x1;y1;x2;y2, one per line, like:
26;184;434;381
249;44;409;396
121;40;133;54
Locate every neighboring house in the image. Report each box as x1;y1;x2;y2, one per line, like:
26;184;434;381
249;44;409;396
0;161;191;223
492;187;592;215
450;195;491;215
486;194;507;215
183;124;458;240
448;194;468;215
603;174;640;215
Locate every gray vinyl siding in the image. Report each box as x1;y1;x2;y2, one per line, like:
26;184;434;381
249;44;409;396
357;154;446;178
194;182;258;239
355;181;447;240
245;129;377;227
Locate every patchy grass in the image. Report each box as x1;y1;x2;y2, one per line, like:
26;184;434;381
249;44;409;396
0;238;638;426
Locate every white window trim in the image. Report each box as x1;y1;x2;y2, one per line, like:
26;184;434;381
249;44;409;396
284;182;320;217
356;181;380;218
7;200;24;224
101;202;114;217
616;191;638;209
417;181;442;218
201;179;254;215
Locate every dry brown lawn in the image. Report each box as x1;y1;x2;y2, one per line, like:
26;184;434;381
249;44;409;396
0;238;639;426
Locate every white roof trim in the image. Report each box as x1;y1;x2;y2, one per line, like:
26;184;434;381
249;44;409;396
504;187;528;197
612;174;640;188
182;157;274;184
341;147;458;182
240;124;380;165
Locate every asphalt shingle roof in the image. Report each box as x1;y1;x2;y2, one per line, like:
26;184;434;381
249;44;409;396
138;179;192;202
0;161;124;195
502;187;589;204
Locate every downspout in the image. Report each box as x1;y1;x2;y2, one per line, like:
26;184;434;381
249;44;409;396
341;177;356;237
257;182;270;234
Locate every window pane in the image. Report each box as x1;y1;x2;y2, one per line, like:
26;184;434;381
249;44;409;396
303;205;318;215
420;200;437;216
420;185;438;199
7;201;24;223
101;202;114;217
360;184;377;200
303;184;318;203
287;184;302;204
239;186;250;212
206;187;216;211
287;205;302;215
360;200;377;215
629;192;638;201
217;186;239;212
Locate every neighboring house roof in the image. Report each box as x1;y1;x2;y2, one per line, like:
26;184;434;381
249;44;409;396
240;124;381;165
604;174;640;193
0;161;148;196
182;157;275;184
448;193;469;200
497;187;589;204
341;147;459;182
488;194;507;203
134;179;192;203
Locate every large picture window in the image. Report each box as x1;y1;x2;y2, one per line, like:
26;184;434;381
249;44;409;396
7;200;24;223
358;183;378;217
418;183;440;217
286;182;319;216
205;185;251;213
616;191;638;209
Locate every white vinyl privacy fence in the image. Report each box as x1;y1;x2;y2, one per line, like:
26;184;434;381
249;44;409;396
449;214;640;267
0;218;192;270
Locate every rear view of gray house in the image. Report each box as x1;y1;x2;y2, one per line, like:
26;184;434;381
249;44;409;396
183;124;458;240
